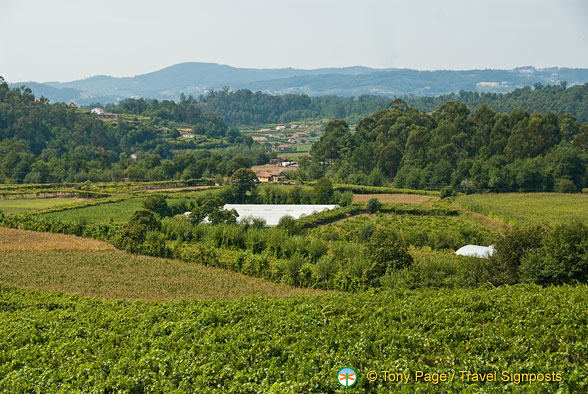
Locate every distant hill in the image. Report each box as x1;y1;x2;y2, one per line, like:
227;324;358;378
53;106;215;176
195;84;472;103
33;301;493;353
7;62;588;105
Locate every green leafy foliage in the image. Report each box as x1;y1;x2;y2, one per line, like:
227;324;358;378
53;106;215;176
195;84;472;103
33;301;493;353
520;222;588;285
0;285;586;393
304;101;588;192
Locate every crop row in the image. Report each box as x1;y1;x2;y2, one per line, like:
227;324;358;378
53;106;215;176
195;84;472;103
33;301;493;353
0;284;586;393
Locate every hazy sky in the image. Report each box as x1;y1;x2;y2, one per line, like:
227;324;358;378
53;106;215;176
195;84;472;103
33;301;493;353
1;0;587;82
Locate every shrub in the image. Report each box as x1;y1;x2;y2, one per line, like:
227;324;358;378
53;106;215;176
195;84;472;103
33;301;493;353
366;197;381;213
142;195;168;216
489;225;547;285
277;215;297;235
357;221;376;243
556;178;577;193
129;209;161;231
364;228;413;285
439;185;455;199
313;178;333;203
339;190;354;206
520;222;588;285
315;256;338;285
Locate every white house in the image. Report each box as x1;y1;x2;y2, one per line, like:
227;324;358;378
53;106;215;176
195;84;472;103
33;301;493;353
91;107;104;115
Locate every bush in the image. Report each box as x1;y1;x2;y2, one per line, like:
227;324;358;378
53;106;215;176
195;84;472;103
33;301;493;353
338;190;354;206
488;225;546;285
142;195;168;216
313;178;333;203
129;209;161;231
439;185;455;199
556;178;577;193
520;222;588;285
364;228;413;285
277;215;297;235
366;197;381;213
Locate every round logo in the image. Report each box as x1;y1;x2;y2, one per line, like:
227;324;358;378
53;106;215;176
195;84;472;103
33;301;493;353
338;367;357;387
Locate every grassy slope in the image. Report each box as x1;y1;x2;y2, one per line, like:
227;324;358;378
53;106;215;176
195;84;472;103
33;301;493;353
0;285;586;393
0;228;321;300
456;193;588;226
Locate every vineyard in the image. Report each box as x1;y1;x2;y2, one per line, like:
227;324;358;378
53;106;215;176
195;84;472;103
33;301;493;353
0;285;586;393
0;183;587;392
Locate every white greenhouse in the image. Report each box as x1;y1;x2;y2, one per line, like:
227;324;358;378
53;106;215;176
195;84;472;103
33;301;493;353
224;204;339;227
455;244;495;258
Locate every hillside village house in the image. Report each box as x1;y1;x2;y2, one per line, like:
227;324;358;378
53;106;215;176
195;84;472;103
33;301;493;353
182;132;195;138
91;107;117;118
256;171;286;183
277;144;292;152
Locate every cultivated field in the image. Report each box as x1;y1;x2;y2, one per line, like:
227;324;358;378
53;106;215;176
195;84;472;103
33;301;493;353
0;228;320;300
0;285;585;392
0;227;114;252
0;198;81;214
40;197;144;223
456;193;588;226
352;193;436;205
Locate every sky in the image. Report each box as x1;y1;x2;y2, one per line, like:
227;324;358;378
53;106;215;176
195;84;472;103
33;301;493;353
1;0;587;83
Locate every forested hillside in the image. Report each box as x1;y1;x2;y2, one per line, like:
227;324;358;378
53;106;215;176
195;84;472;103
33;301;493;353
305;99;588;193
408;82;588;122
159;83;588;126
0;78;262;184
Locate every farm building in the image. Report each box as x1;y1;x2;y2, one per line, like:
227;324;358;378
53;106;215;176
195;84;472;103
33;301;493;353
224;204;339;226
277;144;292;152
256;171;286;183
455;245;495;258
91;107;104;115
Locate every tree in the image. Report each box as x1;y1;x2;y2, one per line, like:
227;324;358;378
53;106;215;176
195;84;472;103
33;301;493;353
128;209;161;231
520;222;588;285
489;225;547;285
142;195;168;217
313;177;333;203
364;228;413;285
277;215;297;235
231;168;257;203
366;197;381;213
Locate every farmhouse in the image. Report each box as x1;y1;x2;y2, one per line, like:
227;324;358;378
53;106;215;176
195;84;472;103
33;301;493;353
256;171;286;183
455;245;495;258
91;107;104;115
182;132;195;138
277;144;292;152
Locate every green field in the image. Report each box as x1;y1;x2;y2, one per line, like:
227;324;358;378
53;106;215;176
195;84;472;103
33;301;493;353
0;284;585;393
40;198;144;223
0;198;81;215
456;193;588;226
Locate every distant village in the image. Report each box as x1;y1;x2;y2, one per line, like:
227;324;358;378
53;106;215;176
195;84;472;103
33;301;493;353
90;108;320;184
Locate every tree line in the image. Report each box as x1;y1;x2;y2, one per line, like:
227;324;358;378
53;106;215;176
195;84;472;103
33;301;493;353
407;82;588;123
304;99;588;193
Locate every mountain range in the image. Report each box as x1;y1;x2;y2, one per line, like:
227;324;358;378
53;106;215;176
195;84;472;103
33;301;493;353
7;62;588;105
